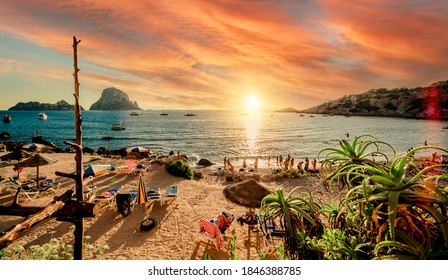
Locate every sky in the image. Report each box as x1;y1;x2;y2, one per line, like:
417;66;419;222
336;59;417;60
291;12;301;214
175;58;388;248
1;0;448;111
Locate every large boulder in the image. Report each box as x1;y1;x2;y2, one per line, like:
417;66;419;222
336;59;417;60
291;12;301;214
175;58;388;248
89;87;141;110
198;158;213;166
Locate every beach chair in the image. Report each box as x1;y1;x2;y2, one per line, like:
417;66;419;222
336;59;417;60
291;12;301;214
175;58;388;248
93;185;122;210
198;219;223;250
257;214;285;249
132;163;149;175
146;187;162;206
116;189;138;217
18;184;55;201
164;185;178;205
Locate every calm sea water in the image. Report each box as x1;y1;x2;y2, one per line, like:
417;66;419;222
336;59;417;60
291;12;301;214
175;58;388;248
1;110;447;165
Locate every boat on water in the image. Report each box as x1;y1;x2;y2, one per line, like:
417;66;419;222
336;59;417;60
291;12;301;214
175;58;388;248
130;111;140;116
37;112;48;120
0;131;12;139
184;113;197;117
102;135;115;140
160;113;168;116
2;114;11;123
111;123;125;130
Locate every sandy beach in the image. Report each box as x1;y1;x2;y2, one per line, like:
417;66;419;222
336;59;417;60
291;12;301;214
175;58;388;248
0;152;334;260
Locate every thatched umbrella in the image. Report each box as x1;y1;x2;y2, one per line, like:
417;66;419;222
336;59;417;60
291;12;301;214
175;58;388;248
223;178;272;241
17;153;57;188
1;149;32;180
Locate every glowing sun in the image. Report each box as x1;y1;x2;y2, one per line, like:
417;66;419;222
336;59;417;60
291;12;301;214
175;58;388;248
245;95;260;110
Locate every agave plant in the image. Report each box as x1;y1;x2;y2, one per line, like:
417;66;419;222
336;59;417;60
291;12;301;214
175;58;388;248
260;187;323;259
340;146;448;259
318;134;395;190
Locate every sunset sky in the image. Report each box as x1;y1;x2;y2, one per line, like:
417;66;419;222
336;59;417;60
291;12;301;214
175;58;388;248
1;0;448;111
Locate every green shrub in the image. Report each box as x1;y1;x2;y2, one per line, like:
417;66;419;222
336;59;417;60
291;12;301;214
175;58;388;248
166;160;193;179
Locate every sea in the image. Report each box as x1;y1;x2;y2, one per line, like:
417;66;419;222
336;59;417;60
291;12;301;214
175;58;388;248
1;110;447;166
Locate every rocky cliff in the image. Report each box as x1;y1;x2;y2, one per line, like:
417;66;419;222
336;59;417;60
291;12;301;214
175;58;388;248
8;100;84;111
301;80;448;119
89;87;141;110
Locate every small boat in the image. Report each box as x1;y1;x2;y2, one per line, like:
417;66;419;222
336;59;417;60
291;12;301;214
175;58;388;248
160;113;168;116
37;112;47;120
0;131;12;138
184;113;197;117
2;114;11;123
129;111;140;116
111;123;125;130
102;135;115;140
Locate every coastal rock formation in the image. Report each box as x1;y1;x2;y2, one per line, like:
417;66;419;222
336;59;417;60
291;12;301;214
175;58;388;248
198;158;213;166
8;100;84;111
275;107;299;113
301;80;448;120
89;87;141;110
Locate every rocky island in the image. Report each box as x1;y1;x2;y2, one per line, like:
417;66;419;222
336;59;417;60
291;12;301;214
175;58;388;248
89;87;141;110
301;80;448;120
8;100;83;111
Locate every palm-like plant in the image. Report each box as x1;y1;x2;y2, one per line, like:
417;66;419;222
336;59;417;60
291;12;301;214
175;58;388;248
340;146;448;258
260;187;323;259
318;134;395;190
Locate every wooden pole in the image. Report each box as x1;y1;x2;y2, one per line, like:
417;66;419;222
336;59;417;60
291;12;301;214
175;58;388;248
72;36;84;260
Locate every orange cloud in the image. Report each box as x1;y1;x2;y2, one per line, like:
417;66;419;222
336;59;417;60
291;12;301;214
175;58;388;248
1;0;447;110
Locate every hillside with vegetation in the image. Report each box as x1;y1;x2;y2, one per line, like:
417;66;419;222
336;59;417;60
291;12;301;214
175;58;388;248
302;80;448;119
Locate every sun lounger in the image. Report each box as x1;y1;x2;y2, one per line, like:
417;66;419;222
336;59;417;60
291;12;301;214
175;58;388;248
116;189;138;217
18;184;55;201
93;185;122;210
146;187;162;206
132;163;149;174
198;219;223;250
164;185;178;205
257;214;285;249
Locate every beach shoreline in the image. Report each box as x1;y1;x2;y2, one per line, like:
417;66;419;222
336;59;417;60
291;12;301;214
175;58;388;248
0;152;334;260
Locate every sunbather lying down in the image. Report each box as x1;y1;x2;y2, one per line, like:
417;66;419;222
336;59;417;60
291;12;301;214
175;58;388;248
210;212;234;233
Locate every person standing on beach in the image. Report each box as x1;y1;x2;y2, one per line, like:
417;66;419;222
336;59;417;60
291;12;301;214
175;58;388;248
227;159;235;172
297;161;303;173
290;158;295;170
311;159;318;173
268;156;271;166
223;157;227;170
284;157;289;170
242;157;247;169
254;157;259;172
279;155;283;166
304;157;309;172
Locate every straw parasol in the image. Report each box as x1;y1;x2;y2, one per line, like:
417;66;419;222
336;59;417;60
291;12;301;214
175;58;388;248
223;178;272;252
1;149;33;180
17;153;57;188
223;178;271;209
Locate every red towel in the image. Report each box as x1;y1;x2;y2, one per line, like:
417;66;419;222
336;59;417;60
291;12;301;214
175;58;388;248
199;219;223;250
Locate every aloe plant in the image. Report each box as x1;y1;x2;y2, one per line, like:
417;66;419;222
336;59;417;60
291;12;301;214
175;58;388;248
318;134;395;190
260;187;323;259
338;145;448;258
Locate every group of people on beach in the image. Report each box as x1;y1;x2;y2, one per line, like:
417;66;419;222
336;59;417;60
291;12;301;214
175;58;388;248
222;154;320;174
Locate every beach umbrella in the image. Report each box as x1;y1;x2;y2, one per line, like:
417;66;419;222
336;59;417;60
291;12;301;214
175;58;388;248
83;164;111;177
22;143;49;152
17;153;57;188
223;179;272;209
126;146;149;153
0;148;32;161
223;179;272;239
137;174;148;205
0;149;32;180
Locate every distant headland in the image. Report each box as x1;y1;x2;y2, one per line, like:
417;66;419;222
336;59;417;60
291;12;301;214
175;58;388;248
277;80;448;120
8;100;84;111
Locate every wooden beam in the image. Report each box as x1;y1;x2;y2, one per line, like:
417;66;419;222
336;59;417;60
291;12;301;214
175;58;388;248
0;190;98;250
